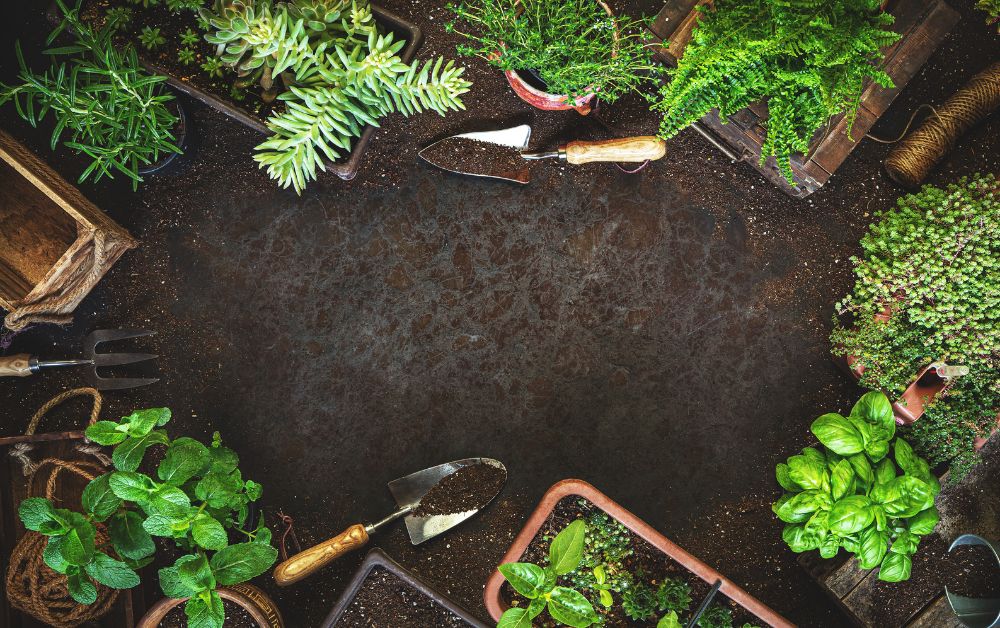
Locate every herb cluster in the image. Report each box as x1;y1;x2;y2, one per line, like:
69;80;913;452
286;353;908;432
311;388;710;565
774;393;940;582
831;174;999;479
18;408;276;628
0;0;180;189
447;0;660;103
653;0;899;183
978;0;1000;32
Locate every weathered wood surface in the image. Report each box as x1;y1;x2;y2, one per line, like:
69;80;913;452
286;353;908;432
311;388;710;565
648;0;959;197
0;129;136;316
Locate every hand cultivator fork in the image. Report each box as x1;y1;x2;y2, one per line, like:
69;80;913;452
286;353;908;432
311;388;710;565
0;329;158;390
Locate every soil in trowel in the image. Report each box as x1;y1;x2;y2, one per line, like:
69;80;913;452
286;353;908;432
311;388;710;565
413;463;506;517
336;566;469;627
420;137;528;180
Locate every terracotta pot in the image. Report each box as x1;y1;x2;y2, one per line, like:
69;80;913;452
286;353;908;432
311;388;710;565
137;583;284;628
483;479;793;627
321;548;489;627
502;0;616;115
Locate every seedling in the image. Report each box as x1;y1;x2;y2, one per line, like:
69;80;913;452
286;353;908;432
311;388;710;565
139;26;165;50
180;27;199;47
178;47;196;65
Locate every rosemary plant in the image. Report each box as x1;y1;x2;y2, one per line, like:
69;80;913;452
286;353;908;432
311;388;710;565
978;0;1000;32
447;0;659;102
0;0;180;189
201;0;471;193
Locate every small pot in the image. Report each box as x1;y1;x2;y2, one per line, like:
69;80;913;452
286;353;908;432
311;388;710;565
501;0;616;115
320;548;489;627
137;99;188;177
137;583;283;628
483;479;793;627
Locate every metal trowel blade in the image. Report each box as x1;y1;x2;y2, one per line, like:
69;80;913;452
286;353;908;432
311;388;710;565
387;457;506;545
418;125;532;184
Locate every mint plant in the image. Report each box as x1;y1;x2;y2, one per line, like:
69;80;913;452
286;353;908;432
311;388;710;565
498;519;600;628
18;408;276;628
773;392;940;582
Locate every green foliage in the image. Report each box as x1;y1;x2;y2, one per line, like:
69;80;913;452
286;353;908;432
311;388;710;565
773;392;940;582
562;504;633;597
0;0;179;190
139;26;166;50
180;27;201;47
200;0;470;193
179;47;196;65
621;575;660;621
447;0;660;102
128;0;160;7
166;0;204;11
977;0;1000;32
201;57;224;77
498;520;600;628
20;408;276;628
831;174;1000;480
653;0;899;183
105;6;134;31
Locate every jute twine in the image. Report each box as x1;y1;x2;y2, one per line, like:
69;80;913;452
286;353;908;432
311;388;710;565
3;229;109;331
885;62;1000;188
9;388;106;477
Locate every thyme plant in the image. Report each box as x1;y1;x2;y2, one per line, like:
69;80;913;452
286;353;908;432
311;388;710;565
0;0;180;189
447;0;660;102
831;174;1000;480
201;0;471;193
978;0;1000;31
653;0;899;183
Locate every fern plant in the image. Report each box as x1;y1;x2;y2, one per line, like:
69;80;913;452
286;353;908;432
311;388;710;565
653;0;900;183
201;0;471;193
978;0;1000;32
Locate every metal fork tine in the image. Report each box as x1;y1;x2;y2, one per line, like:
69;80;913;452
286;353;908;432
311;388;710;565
84;374;160;391
85;329;156;353
93;352;158;367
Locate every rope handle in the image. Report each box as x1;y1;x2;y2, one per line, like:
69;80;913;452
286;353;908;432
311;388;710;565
29;457;107;501
9;388;104;476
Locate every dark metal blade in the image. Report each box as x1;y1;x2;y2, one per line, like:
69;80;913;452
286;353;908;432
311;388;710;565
84;329;156;357
82;372;160;391
93;352;158;367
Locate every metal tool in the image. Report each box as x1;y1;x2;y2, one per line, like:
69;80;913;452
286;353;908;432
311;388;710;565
273;457;506;586
418;124;667;184
0;329;158;390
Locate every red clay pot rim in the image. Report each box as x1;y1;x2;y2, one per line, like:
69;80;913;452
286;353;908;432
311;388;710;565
136;584;284;628
483;479;794;627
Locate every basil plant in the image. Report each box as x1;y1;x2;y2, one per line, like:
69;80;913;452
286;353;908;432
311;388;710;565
498;519;601;628
18;408;277;628
773;392;940;582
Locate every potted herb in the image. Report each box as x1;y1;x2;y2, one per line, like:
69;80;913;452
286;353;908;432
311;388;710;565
773;392;941;582
652;0;900;183
978;0;1000;32
830;174;1000;481
447;0;659;115
484;480;791;627
1;0;182;190
17;407;279;628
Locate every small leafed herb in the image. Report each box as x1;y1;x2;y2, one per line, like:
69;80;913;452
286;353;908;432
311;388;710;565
178;47;196;65
0;0;179;189
498;520;600;628
977;0;999;31
774;392;940;582
128;0;160;7
139;26;166;50
200;57;224;78
166;0;204;12
180;27;200;47
105;6;133;31
18;408;277;628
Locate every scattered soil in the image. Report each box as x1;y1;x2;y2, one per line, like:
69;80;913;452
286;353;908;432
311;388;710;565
335;566;470;627
944;543;1000;598
413;462;506;517
158;598;258;628
419;136;530;181
501;496;760;627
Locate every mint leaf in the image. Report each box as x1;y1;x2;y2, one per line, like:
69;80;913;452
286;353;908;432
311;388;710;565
158;437;210;486
110;511;155;560
43;536;70;573
192;514;228;551
178;553;216;592
123;408;171;437
244;480;263;502
207;444;238;475
113;430;169;472
109;471;156;503
195;471;241;508
85;420;128;445
159;564;198;599
209;542;278;585
82;473;123;521
67;572;98;605
19;497;60;532
185;590;225;628
84;552;140;589
143;514;186;537
61;515;96;565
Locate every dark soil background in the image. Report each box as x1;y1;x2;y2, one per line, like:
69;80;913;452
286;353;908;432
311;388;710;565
1;1;998;627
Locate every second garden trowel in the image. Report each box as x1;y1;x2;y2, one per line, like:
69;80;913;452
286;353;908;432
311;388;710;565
272;457;506;586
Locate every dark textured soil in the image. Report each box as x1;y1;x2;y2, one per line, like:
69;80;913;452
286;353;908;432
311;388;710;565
158;599;258;628
947;543;1000;598
335;566;469;627
501;496;759;627
419;136;530;181
413;462;506;517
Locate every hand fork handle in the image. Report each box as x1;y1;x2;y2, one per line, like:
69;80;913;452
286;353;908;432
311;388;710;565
0;354;34;377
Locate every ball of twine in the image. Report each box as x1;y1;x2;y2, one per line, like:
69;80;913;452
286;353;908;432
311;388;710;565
885;62;1000;188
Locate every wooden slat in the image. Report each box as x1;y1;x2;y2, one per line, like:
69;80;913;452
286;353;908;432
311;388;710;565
907;595;963;628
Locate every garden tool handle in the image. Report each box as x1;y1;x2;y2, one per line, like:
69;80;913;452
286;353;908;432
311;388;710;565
564;137;666;164
273;523;369;586
0;354;34;377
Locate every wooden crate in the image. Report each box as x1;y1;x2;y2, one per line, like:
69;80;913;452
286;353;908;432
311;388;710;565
648;0;959;197
0;129;136;328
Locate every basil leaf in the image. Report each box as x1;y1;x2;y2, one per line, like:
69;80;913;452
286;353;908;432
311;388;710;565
857;527;888;570
908;506;939;536
776;490;826;523
830;460;855;501
878;552;912;582
865;437;890;463
848;454;874;490
812;413;864;455
185;590;224;628
847;416;873;447
782;524;821;553
209;542;278;585
84;552;140;589
775;464;800;492
549;520;586;575
882;476;933;518
82;473;122;521
828;496;874;536
548;586;598;628
893;438;919;476
819;534;840;559
801;447;826;466
158;437;211;486
874;458;897;486
851;391;894;434
85;420;128;445
786;455;827;491
498;608;533;628
498;562;548;599
110;511;155;560
890;531;920;555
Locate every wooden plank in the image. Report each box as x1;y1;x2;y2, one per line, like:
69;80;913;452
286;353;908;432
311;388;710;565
907;595;963;628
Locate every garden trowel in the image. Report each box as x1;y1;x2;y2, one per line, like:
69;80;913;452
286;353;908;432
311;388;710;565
418;124;666;183
273;457;506;586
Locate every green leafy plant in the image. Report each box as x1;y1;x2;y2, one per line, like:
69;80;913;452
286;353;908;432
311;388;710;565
166;0;204;11
179;47;196;65
129;0;160;7
105;6;134;31
563;504;632;600
774;392;940;582
180;27;200;47
139;26;166;50
201;56;224;78
0;0;179;189
19;408;276;628
498;519;600;628
621;575;660;621
978;0;1000;31
200;0;470;194
446;0;660;102
653;0;899;183
830;174;999;480
591;565;614;608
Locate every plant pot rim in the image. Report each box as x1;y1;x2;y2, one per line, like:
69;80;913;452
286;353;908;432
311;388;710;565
137;98;188;176
136;583;283;628
320;547;489;628
483;479;793;627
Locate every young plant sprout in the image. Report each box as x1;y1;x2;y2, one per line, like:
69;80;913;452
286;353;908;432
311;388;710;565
178;47;196;65
139;25;165;50
180;27;200;47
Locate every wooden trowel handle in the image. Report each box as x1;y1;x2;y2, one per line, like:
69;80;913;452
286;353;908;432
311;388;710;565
0;354;33;377
273;523;369;586
564;137;666;164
